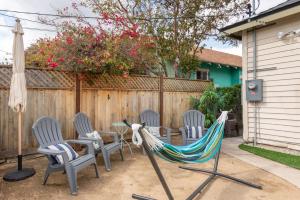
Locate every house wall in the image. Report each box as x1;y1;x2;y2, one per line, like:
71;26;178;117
243;13;300;150
197;62;241;87
166;61;242;87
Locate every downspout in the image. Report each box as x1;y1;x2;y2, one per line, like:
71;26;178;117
252;0;258;146
253;29;257;146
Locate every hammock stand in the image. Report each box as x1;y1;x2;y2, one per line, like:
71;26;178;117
123;120;262;200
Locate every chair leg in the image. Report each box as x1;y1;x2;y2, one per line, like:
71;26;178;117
66;167;77;195
103;151;112;171
43;168;50;185
119;149;124;161
142;147;146;155
93;163;100;178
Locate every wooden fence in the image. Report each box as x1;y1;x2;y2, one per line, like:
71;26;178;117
0;66;210;157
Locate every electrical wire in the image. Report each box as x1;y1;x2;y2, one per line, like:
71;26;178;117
0;49;12;54
0;8;236;20
0;24;57;32
0;12;55;27
0;9;99;19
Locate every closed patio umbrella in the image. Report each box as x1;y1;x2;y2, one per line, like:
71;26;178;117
3;19;35;181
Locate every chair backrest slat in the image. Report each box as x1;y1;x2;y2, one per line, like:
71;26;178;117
140;109;160;127
183;110;205;129
74;112;94;137
32;117;64;147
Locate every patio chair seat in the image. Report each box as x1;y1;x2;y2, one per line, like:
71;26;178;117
74;112;124;172
69;154;96;170
98;142;121;152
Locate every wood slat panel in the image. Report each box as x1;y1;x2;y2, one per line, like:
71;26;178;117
248;107;300;115
248;112;300;121
247;14;300;47
247;133;300;145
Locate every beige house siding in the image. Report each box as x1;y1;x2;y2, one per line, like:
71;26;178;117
243;13;300;150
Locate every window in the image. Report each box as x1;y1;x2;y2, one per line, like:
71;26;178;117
196;70;209;80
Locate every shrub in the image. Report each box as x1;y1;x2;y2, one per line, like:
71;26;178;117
190;84;242;127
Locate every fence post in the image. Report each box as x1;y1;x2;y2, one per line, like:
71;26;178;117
75;74;81;113
74;74;81;144
159;75;164;135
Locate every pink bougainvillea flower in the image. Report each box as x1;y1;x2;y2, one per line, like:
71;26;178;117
49;62;58;68
132;24;139;31
77;59;83;64
47;57;52;63
84;27;93;35
102;12;109;20
129;31;139;38
58;57;65;62
66;36;73;45
129;48;138;57
115;15;124;23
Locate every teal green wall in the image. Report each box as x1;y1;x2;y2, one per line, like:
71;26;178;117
166;61;242;87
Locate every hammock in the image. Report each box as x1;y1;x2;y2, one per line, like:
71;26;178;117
126;111;262;200
131;111;228;164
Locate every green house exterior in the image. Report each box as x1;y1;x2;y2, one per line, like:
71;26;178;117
165;49;242;87
190;62;242;87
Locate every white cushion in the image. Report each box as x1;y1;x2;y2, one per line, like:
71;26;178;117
146;126;161;137
47;143;79;164
86;131;102;149
186;126;202;139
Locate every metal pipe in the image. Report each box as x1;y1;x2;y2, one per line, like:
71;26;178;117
252;0;258;146
186;175;215;200
132;194;157;200
138;128;174;200
179;166;262;190
123;120;174;200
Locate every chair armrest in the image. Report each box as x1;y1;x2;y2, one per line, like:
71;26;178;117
78;135;99;142
161;127;172;142
179;127;185;134
38;147;69;164
99;131;119;143
38;147;64;155
66;139;94;155
179;127;187;142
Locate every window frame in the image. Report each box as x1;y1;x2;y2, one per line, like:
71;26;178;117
196;69;209;80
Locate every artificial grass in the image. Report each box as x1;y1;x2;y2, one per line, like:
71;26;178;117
239;144;300;170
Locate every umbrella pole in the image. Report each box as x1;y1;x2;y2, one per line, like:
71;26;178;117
18;111;22;170
3;108;35;182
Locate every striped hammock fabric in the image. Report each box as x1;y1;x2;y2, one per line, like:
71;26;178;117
133;111;228;164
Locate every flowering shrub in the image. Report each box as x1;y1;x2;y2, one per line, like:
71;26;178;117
26;6;158;75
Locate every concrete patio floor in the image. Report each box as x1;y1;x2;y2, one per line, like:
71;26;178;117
222;137;300;188
0;147;300;200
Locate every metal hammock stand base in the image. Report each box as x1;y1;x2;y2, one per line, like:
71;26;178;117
123;121;262;200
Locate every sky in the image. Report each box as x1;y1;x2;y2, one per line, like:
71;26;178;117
0;0;289;63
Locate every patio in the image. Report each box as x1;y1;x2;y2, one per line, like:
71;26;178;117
1;147;299;200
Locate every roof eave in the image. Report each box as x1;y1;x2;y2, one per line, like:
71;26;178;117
220;4;300;37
